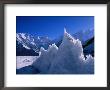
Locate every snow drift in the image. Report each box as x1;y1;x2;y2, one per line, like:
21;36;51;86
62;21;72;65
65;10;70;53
32;28;94;74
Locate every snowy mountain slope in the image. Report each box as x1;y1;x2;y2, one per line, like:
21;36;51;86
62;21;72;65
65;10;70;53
31;28;94;74
16;33;39;53
16;41;39;56
16;33;52;56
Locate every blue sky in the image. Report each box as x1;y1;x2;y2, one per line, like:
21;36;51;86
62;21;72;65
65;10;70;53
16;16;94;39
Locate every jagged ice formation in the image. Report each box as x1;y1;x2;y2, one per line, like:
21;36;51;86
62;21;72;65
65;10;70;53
32;28;94;74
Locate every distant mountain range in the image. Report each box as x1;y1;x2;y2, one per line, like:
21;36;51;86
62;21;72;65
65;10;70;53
16;29;94;56
16;33;52;56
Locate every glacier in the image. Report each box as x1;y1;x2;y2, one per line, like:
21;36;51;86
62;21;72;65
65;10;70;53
31;28;94;74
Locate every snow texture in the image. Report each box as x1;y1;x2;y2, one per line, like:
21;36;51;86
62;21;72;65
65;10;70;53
31;41;36;45
21;33;26;39
16;33;52;53
32;43;58;73
22;44;31;49
17;56;38;69
32;28;94;74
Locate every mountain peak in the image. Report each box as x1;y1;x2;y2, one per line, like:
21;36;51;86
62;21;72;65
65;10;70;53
63;28;75;42
64;27;67;34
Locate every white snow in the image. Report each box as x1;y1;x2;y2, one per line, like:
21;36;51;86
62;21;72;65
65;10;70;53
38;36;40;40
31;42;36;45
33;38;34;42
16;56;38;69
32;28;94;74
23;44;30;49
32;44;58;73
27;35;30;40
16;33;22;42
21;33;26;39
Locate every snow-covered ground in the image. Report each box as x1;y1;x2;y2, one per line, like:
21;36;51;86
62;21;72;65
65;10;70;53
16;56;38;69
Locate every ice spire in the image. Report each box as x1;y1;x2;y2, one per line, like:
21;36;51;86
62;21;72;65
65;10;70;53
64;27;68;36
63;27;73;40
64;27;67;34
